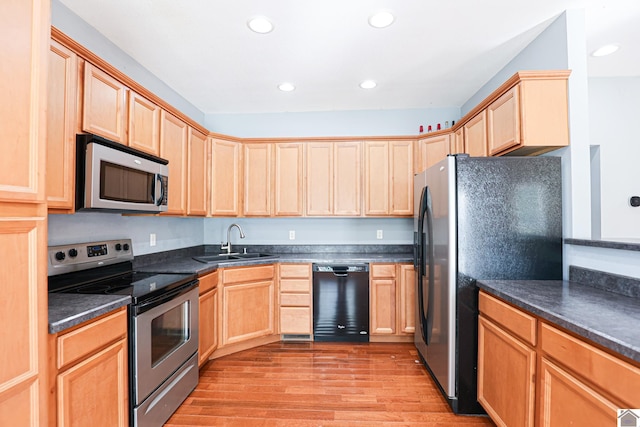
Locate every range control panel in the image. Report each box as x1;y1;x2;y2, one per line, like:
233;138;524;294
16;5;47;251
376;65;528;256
48;239;134;277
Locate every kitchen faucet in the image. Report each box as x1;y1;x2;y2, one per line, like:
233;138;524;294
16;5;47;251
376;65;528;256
221;223;245;254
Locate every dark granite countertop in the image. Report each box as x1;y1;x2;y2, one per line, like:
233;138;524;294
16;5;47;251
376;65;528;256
48;293;130;334
565;238;640;252
477;279;640;364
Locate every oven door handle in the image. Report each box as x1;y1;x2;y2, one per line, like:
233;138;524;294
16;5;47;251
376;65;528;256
134;280;198;315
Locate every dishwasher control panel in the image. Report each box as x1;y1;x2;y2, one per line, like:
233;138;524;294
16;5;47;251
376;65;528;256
312;264;369;273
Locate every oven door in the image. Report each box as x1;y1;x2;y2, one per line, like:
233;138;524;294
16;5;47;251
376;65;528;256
132;282;199;405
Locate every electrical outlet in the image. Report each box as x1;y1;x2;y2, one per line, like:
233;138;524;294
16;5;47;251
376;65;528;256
150;233;156;247
376;230;383;239
289;230;295;240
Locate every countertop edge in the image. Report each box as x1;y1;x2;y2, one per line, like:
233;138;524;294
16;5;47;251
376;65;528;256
48;295;131;334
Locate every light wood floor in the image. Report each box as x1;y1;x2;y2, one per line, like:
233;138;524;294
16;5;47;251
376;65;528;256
165;342;496;426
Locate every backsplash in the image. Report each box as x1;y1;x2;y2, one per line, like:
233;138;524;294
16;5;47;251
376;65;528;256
569;266;640;298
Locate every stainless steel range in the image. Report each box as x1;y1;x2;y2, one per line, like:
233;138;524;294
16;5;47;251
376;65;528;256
48;239;199;427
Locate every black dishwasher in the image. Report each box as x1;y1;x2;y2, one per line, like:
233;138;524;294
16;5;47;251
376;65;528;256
313;264;369;342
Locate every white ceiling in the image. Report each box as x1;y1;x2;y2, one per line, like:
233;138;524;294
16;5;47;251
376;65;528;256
59;0;640;115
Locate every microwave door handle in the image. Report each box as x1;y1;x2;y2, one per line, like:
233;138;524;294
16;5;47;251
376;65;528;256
154;174;165;206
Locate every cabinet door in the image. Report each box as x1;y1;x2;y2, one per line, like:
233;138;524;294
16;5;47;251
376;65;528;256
222;281;275;345
159;111;188;215
334;142;361;216
450;128;465;155
274;143;304;216
47;40;78;211
538;357;618;427
477;315;535;427
210;139;240;216
57;339;128;427
370;278;396;335
198;287;218;367
417;135;449;173
0;207;47;426
187;128;208;216
128;91;160;156
306;143;333;216
389;141;413;216
82;63;127;144
364;141;389;215
464;110;487;157
243;144;272;216
398;265;415;334
487;86;520;155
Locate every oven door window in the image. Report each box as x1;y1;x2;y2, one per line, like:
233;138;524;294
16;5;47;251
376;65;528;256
150;301;190;367
100;160;154;204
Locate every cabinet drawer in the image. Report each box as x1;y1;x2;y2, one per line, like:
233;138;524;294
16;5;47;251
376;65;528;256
540;323;640;407
371;264;396;278
280;293;310;307
223;264;275;285
280;278;311;293
198;270;219;294
280;307;311;334
57;308;127;370
479;291;536;346
279;264;311;279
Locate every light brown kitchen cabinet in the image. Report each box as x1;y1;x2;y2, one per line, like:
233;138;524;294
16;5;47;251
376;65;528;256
198;271;219;367
210;138;241;216
274;143;305;216
306;141;361;216
364;141;412;216
47;39;78;212
478;291;640;427
187;128;208;216
279;264;312;335
128;91;160;156
464;110;488;157
243;144;272;216
416;134;450;173
51;308;128;427
487;74;569;156
370;264;397;335
450;127;465;155
82;62;127;144
159;111;188;215
220;265;276;346
398;264;415;334
477;294;536;427
0;1;49;424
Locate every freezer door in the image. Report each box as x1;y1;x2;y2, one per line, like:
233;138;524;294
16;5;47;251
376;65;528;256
415;156;457;400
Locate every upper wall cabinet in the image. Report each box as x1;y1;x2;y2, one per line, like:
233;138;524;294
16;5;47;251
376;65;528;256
187;128;209;216
416;134;449;173
47;40;78;212
464;110;488;157
210;138;241;216
243;144;272;216
128;91;161;156
487;74;569;156
364;140;413;216
274;142;304;216
82;63;127;144
159;111;188;215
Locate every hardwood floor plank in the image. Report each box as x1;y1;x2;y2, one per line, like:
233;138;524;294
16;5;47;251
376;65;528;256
165;342;495;427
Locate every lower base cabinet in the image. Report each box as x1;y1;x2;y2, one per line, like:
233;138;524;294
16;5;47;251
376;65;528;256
198;271;219;367
50;308;128;427
279;263;312;335
478;291;640;427
369;263;415;340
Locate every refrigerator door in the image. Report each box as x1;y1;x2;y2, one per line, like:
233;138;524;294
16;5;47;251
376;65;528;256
415;157;457;400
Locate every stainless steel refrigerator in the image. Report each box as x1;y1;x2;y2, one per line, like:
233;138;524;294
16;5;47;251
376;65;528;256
413;154;562;414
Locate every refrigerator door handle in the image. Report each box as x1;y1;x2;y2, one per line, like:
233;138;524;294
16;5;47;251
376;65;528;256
417;186;435;345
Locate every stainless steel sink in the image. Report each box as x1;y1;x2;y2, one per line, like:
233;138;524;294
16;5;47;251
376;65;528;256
192;253;276;263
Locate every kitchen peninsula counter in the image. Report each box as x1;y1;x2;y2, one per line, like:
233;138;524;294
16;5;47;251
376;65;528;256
477;275;640;364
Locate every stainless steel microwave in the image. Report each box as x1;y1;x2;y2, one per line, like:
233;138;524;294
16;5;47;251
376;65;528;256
76;134;169;213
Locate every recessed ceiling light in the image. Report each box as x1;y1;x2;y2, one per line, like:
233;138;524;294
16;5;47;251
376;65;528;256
360;80;377;89
247;16;274;34
278;82;295;92
368;11;394;28
591;44;620;57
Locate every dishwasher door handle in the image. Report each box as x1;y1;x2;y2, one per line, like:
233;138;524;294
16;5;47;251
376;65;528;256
333;272;348;277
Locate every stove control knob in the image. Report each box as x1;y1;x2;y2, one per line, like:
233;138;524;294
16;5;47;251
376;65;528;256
123;243;130;251
68;248;78;258
115;243;122;251
55;251;66;261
